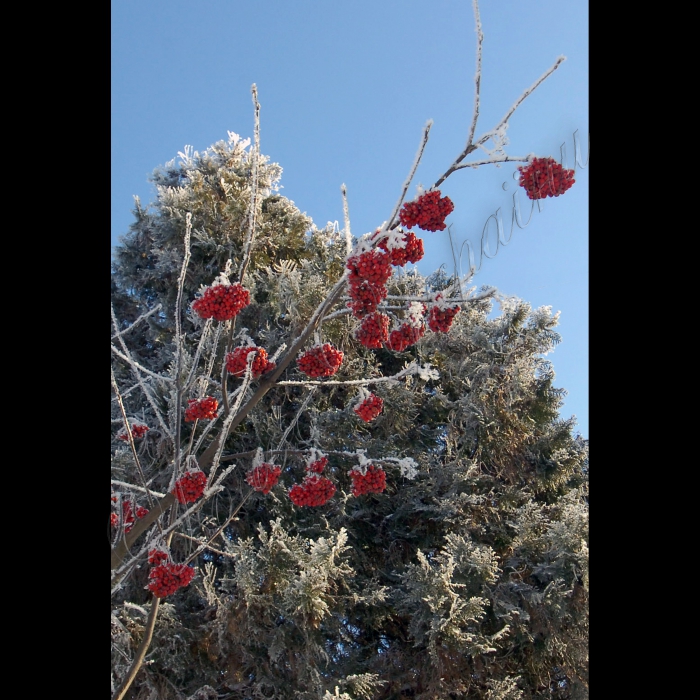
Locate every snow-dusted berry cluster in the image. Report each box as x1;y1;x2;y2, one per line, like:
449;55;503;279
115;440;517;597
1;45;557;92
305;455;328;474
246;462;282;494
184;397;218;422
192;282;250;321
399;190;454;232
427;300;461;333
350;465;387;496
518;157;575;200
111;499;149;532
289;474;336;507
355;312;390;349
226;346;276;378
116;421;149;441
297;343;344;378
148;549;169;566
389;323;425;352
354;391;383;422
346;250;392;317
375;230;424;266
172;470;207;504
147;562;196;599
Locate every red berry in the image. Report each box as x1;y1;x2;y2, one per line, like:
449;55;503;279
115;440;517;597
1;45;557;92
289;474;336;507
226;346;276;378
184;397;218;422
355;312;390;349
116;422;149;441
517;157;575;200
172;470;207;504
192;283;250;321
399;190;454;232
427;301;460;333
147;562;196;598
297;343;344;378
246;463;282;494
305;456;328;474
388;323;425;352
353;393;383;422
349;465;386;496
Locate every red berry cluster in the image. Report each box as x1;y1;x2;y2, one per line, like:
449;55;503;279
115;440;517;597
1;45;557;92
518;157;575;200
376;231;424;266
192;283;250;321
117;422;149;441
184;397;218;422
388;323;425;352
354;393;383;422
111;499;149;532
347;250;392;317
289;474;336;507
148;549;169;566
172;470;207;504
305;456;328;474
226;346;276;378
147;562;196;599
428;304;460;333
350;465;387;496
399;190;454;232
297;343;344;378
246;462;282;494
355;312;390;349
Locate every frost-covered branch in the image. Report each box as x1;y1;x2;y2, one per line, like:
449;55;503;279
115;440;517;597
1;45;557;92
341;184;352;256
474;55;566;150
277;361;438;387
110;304;162;341
238;84;261;284
386;120;432;230
111;479;166;499
465;0;484;150
452;155;531;170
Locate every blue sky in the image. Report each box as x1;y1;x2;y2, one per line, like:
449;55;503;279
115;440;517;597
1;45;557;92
112;0;588;438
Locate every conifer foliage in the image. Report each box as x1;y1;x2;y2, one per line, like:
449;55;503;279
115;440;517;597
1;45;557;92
111;5;587;698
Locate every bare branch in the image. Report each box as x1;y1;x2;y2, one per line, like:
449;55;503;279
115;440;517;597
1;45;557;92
465;0;484;150
474;55;566;149
110;304;162;341
386;120;433;230
341;184;352;256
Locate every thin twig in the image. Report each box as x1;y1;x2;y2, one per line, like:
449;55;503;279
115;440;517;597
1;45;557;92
341;184;352;256
465;0;484;151
112;597;161;700
110;304;162;341
386;121;432;230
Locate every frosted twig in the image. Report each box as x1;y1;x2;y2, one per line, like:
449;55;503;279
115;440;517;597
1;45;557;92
474;56;566;150
238;84;261;284
386;120;432;230
452;155;531;171
182;487;254;566
173;212;194;480
111;367;160;521
111;306;173;438
111;479;166;499
208;355;255;486
278;362;436;387
465;0;484;151
192;384;244;456
275;388;316;451
110;346;173;383
110;304;162;341
341;184;352;256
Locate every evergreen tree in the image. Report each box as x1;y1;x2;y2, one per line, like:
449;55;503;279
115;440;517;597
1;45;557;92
111;8;588;698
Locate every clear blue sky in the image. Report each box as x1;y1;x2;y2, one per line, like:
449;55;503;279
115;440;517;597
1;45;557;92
112;0;588;438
